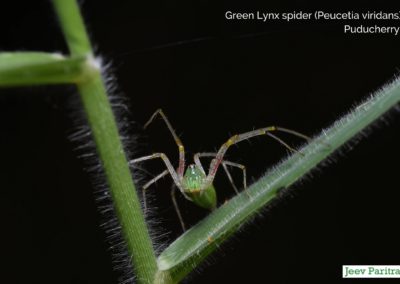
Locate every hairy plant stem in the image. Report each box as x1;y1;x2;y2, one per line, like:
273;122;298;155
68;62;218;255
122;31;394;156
51;1;157;283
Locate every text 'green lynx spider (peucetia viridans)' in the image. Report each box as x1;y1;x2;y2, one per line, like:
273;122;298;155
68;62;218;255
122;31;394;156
130;109;310;231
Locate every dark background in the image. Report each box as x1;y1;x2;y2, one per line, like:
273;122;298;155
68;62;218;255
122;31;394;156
1;1;400;283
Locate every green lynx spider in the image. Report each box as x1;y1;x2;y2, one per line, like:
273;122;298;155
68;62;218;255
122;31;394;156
130;109;310;231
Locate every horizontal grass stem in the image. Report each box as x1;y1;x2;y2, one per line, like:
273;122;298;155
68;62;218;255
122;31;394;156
0;52;93;86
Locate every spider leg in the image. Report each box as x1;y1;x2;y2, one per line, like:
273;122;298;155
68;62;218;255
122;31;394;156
143;109;186;177
220;163;238;194
171;185;186;232
141;170;168;211
274;126;311;141
222;161;247;194
194;153;247;195
130;153;183;192
193;152;207;174
206;126;310;185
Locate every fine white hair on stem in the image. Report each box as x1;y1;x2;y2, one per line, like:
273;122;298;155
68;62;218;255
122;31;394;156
66;55;168;284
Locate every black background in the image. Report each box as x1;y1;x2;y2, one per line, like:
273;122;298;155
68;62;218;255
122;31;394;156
1;1;400;283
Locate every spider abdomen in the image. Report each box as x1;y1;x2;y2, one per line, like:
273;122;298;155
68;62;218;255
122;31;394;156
186;184;217;210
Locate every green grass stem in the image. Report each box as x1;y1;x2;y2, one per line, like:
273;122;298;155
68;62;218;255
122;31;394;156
0;52;92;86
51;1;158;283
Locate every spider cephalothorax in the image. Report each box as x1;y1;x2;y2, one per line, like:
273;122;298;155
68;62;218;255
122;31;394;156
182;164;216;210
130;109;309;231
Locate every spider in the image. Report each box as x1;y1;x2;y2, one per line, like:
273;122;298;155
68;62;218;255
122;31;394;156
130;109;310;231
